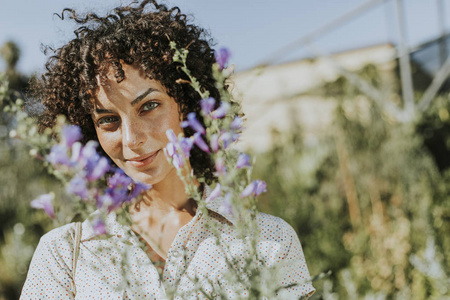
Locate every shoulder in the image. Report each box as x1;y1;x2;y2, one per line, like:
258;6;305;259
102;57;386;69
255;212;304;264
21;223;81;299
39;222;77;248
256;212;293;228
37;217;99;254
256;213;316;298
256;212;299;244
34;222;79;264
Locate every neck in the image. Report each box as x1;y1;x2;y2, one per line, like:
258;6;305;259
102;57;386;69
133;168;198;214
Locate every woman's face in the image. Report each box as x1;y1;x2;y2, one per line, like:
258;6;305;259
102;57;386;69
91;64;184;186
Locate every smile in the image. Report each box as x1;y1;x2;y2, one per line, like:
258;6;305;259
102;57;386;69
125;150;160;168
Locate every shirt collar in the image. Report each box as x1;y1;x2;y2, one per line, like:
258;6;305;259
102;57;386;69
80;210;132;241
203;185;235;225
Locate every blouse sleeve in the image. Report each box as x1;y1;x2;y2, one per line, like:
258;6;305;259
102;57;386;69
276;219;315;299
20;224;76;300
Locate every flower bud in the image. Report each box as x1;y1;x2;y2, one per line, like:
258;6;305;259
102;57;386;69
62;125;83;148
184;113;206;134
210;134;220;153
193;132;210;153
236;153;251;169
215;47;231;70
211;102;231;119
200;97;216;115
206;183;221;202
30;193;55;219
166;129;178;144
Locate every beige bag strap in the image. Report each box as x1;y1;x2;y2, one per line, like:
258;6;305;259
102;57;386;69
71;222;82;295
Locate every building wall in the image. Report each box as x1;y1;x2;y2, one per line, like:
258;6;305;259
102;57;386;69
231;43;397;152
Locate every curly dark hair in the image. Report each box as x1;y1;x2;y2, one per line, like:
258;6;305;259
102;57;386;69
31;0;223;184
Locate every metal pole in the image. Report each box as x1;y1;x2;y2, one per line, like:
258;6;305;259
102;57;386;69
418;54;450;112
256;0;388;68
394;0;415;115
437;0;447;65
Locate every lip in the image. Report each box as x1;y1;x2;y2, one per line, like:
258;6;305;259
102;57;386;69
125;150;160;168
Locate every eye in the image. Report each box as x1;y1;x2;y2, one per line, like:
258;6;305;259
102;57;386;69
97;116;119;127
141;101;159;112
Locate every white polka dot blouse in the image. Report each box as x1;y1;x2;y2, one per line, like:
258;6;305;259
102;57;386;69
21;194;315;299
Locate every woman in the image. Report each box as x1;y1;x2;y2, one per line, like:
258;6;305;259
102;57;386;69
20;1;315;299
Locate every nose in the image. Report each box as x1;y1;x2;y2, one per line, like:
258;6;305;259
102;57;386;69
122;119;145;150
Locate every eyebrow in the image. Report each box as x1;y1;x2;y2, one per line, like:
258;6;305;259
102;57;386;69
94;108;114;115
94;88;160;115
130;88;159;106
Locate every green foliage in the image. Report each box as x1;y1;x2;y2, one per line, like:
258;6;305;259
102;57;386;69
1;42;450;298
0;73;60;299
0;41;29;91
0;41;20;69
253;66;450;299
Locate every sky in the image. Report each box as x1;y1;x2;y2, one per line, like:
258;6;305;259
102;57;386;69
0;0;449;75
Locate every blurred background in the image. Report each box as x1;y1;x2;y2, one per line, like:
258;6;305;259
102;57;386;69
1;0;450;299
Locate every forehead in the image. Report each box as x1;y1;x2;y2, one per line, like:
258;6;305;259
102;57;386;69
94;64;167;103
97;63;154;89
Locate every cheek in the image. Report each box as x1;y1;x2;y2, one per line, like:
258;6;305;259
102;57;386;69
156;109;184;138
96;130;121;159
169;118;183;134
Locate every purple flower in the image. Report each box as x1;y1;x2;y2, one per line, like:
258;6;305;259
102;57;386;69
70;142;82;163
215;47;231;70
240;180;267;198
101;170;135;209
166;137;193;159
98;171;151;212
80;141;99;163
179;137;194;157
112;187;128;206
219;193;233;216
30;193;55;219
67;176;90;200
97;193;113;210
240;182;254;198
182;113;205;135
108;170;133;189
47;144;70;166
206;184;221;202
232;132;240;142
61;125;83;148
219;132;233;149
211;102;231;119
200;97;216;115
210;134;220;153
166;142;176;157
215;157;226;174
76;141;110;181
129;182;151;200
86;156;110;181
99;187;129;212
193;132;210;153
255;180;267;196
166;129;178;144
236;153;251;169
172;153;184;169
91;217;107;235
230;116;243;130
220;131;240;146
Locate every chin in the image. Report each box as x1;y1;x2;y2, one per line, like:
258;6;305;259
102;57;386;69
126;168;171;187
125;171;157;185
118;157;178;187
